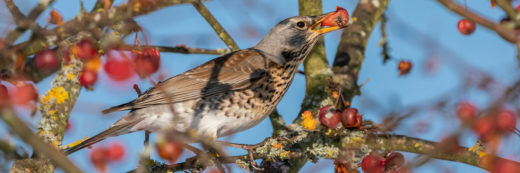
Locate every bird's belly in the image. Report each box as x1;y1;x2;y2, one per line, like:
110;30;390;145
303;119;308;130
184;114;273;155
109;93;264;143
130;100;271;139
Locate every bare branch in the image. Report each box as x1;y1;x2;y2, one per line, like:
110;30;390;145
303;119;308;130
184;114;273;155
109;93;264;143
0;108;81;173
191;0;240;51
120;44;230;55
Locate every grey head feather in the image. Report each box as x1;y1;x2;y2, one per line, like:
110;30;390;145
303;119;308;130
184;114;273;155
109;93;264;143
253;16;319;66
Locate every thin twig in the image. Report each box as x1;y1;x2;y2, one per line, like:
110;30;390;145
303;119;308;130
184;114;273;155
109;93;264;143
121;44;229;55
191;0;240;51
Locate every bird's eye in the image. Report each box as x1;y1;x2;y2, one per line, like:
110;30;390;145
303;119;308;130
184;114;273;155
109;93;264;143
296;21;306;29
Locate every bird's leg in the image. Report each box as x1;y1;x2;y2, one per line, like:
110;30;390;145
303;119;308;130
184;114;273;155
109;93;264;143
217;137;271;171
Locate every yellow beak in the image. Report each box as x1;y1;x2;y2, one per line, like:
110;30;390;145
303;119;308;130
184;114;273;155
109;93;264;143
310;12;345;34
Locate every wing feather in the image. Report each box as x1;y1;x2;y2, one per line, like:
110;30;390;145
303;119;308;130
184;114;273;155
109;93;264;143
102;49;271;113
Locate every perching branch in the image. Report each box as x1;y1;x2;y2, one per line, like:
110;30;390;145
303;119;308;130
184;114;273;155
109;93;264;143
191;0;240;51
139;127;520;172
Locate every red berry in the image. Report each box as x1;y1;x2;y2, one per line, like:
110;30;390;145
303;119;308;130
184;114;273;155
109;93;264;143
496;109;517;132
34;49;60;71
157;141;183;163
385;152;405;171
106;142;125;161
472;116;495;142
79;69;98;87
341;108;362;128
76;39;97;60
494;159;520;173
456;101;477;122
321;6;349;27
66;121;71;133
517;5;520;12
398;60;412;76
90;147;107;171
318;105;341;129
104;56;135;81
361;154;386;173
0;84;8;102
12;83;37;106
457;19;476;35
134;48;160;78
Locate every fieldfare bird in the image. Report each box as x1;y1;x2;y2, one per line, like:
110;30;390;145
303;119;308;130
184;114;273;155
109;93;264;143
65;7;349;154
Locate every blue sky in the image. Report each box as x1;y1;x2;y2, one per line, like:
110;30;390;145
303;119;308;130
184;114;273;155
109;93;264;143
1;0;519;172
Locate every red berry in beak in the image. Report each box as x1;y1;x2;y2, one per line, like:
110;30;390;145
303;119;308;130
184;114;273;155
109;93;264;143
321;6;349;27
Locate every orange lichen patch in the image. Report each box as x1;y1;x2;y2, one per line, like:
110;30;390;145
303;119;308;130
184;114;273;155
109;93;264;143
301;110;317;130
49;10;64;26
272;143;282;149
66;136;90;148
279;150;291;158
66;73;75;80
332;91;338;99
84;56;102;72
42;86;69;104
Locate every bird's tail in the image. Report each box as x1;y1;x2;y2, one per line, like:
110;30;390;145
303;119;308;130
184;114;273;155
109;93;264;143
64;122;137;155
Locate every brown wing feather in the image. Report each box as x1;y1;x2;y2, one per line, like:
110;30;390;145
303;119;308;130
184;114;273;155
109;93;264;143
102;49;270;114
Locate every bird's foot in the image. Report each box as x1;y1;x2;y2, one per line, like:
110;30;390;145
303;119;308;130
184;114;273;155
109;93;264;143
217;137;271;171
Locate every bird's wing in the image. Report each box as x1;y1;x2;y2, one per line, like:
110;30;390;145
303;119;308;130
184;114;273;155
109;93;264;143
102;49;271;114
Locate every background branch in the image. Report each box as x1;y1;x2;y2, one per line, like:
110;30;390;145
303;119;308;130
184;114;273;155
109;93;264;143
0;108;81;173
191;0;240;51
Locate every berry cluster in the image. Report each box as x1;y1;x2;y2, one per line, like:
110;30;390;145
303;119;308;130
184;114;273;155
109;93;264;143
318;106;363;129
89;142;125;171
361;152;405;173
455;101;518;142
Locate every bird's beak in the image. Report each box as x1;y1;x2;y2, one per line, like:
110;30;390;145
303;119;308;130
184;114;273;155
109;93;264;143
310;7;349;34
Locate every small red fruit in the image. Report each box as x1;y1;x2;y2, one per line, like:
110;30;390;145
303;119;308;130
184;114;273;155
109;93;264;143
66;121;71;133
104;56;135;81
472;116;496;142
134;48;160;78
361;154;386;173
496;109;517;133
321;6;349;27
517;5;520;12
398;60;412;76
106;142;125;161
385;152;405;171
157;141;183;163
76;39;97;60
12;83;38;106
79;69;98;88
457;19;476;35
90;147;107;171
0;84;8;102
494;159;520;173
318;105;341;129
34;49;60;71
341;108;363;128
456;101;477;123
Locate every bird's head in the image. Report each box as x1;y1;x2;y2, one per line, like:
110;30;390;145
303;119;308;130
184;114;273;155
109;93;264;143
253;7;349;66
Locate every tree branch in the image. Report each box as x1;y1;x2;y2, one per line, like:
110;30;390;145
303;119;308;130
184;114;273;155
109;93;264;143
137;127;520;172
333;0;389;101
10;57;84;172
0;108;81;173
3;0;52;45
120;44;230;55
191;0;240;51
